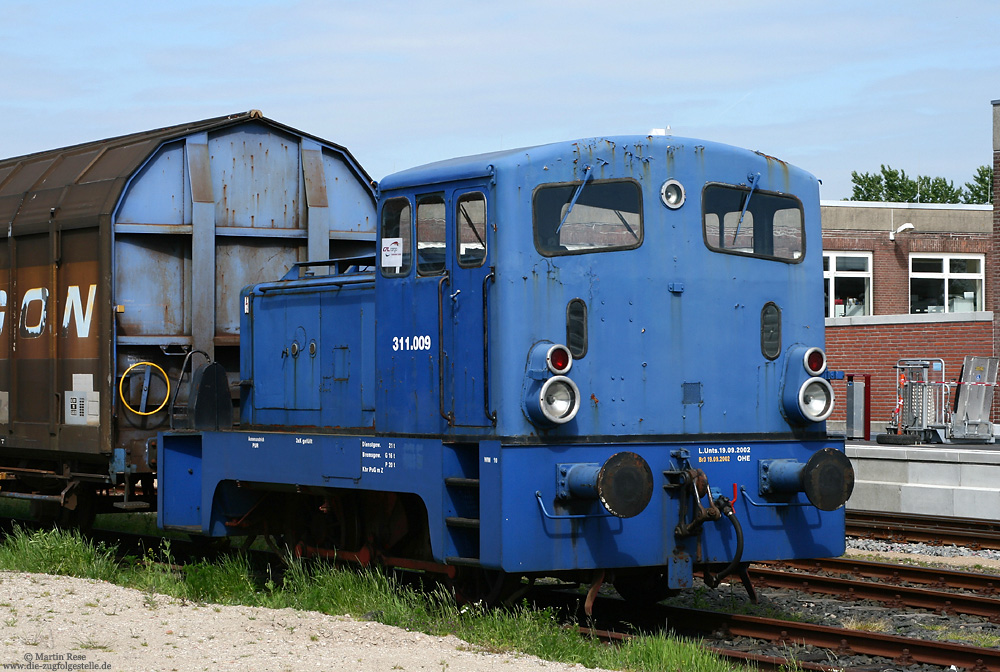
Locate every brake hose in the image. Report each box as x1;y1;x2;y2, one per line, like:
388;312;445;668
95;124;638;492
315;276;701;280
168;349;210;429
703;495;744;589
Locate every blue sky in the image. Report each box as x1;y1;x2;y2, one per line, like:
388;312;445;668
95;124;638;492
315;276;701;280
1;1;997;200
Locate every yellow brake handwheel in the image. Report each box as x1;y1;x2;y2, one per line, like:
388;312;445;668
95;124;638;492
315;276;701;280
119;361;171;416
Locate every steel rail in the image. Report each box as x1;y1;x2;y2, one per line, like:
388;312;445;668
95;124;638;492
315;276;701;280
654;604;1000;671
748;565;1000;621
702;646;842;672
580;627;843;672
766;557;1000;595
847;510;1000;550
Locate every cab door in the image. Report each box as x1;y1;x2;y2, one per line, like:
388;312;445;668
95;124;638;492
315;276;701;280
442;188;493;428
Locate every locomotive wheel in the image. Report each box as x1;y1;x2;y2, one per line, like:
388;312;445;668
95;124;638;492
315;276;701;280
613;570;679;606
283;493;363;558
312;495;362;552
450;568;524;607
281;498;310;552
186;534;232;556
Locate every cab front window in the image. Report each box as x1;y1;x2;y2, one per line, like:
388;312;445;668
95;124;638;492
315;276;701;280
533;179;642;256
703;184;804;262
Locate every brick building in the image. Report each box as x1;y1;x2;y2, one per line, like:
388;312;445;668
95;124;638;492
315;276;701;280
821;99;999;435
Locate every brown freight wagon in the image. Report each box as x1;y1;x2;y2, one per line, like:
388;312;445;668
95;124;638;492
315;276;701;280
0;111;376;525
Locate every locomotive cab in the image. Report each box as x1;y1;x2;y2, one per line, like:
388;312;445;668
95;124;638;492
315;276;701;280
367;136;853;597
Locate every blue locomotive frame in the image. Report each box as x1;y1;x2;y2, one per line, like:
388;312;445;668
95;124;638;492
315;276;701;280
159;134;853;602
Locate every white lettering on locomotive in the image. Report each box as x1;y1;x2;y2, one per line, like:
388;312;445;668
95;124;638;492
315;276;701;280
391;335;432;351
698;445;752;464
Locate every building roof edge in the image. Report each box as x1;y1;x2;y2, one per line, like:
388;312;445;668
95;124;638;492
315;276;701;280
820;200;992;211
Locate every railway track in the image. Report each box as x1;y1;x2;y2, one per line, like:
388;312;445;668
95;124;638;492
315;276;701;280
583;626;844;672
847;509;1000;550
769;556;1000;594
751;565;1000;621
659;602;1000;671
566;587;1000;672
540;549;1000;671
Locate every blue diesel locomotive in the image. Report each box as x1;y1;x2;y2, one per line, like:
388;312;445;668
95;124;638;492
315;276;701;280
158;134;854;607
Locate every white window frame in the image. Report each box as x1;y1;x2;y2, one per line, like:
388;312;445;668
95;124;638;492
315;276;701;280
824;251;872;318
909;252;984;314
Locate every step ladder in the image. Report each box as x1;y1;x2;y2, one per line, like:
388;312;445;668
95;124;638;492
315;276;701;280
443;445;481;567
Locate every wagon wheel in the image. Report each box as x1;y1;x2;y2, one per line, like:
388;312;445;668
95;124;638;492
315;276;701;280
612;569;679;606
449;567;524;607
133;475;157;508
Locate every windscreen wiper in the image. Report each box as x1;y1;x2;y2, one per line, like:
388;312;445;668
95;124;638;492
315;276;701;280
556;165;593;234
613;209;639;240
459;203;486;250
733;172;760;244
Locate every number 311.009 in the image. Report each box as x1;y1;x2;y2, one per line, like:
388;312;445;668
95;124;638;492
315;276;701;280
392;335;431;351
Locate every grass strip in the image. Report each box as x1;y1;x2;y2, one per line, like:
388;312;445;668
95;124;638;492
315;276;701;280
0;526;755;672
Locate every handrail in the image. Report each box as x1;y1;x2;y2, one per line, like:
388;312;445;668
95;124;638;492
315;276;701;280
256;273;376;293
535;491;613;520
482;268;496;425
280;255;376;280
438;274;454;425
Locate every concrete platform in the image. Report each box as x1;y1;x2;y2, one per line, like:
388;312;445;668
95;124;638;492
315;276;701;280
846;442;1000;517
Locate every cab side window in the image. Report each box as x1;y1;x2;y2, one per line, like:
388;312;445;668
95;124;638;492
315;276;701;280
417;194;446;276
380;197;412;278
456;192;487;268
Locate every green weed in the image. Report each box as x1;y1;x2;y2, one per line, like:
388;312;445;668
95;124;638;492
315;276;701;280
842;616;891;633
0;525;117;581
0;527;753;672
918;624;1000;647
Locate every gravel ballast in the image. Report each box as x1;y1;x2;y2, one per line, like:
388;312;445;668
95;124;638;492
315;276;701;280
0;571;610;672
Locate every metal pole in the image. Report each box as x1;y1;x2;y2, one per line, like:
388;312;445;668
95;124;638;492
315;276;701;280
863;373;871;441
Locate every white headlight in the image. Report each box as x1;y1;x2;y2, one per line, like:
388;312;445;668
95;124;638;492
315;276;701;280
798;377;834;422
538;376;581;424
660;179;685;209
